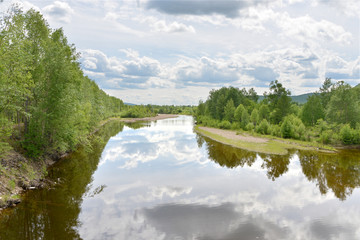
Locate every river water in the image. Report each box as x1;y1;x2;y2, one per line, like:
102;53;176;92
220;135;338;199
0;115;360;240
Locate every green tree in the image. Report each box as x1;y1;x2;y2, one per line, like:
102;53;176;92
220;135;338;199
301;94;324;126
326;83;360;127
265;80;292;124
234;104;245;122
250;108;259;126
224;99;235;122
258;104;270;121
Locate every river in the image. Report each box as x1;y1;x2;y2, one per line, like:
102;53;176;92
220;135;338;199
0;115;359;240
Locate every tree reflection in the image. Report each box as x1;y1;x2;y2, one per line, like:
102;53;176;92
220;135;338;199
299;150;360;201
0;121;125;240
197;133;360;200
202;136;257;168
259;153;292;181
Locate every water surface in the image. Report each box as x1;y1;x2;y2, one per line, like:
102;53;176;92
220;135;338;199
0;116;359;240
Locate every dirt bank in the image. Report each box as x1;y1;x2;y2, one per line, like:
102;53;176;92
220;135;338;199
195;126;336;155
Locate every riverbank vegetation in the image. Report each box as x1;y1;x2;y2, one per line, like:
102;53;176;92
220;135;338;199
0;7;126;158
195;79;360;148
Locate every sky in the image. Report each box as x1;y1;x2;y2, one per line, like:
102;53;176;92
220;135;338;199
0;0;359;105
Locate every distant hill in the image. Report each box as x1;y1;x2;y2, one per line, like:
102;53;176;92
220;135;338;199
124;102;136;106
258;93;315;104
355;84;360;89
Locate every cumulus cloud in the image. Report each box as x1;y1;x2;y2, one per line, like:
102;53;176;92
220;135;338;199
145;0;275;18
42;1;74;23
151;20;196;33
81;45;357;99
276;13;353;45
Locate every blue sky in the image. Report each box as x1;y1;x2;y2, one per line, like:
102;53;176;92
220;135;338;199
1;0;359;105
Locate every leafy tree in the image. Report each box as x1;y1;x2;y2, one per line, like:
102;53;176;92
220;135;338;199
241;109;250;129
301;94;325;126
265;80;292;124
281;117;293;138
258;104;270;121
257;119;270;135
326;83;360;128
224;99;235;122
250;108;259;126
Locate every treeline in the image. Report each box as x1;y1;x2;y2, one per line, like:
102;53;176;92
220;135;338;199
0;7;124;157
196;79;360;145
121;104;195;118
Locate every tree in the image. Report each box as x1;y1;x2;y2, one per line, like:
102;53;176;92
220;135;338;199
319;78;334;108
250;108;259;126
259;104;270;121
301;94;324;126
265;80;292;124
234;104;245;122
326;83;360;128
224;99;235;122
241;110;250;129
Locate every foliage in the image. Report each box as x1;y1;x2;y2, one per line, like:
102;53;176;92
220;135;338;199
195;78;359;146
256;119;270;135
0;7;124;157
301;94;324;126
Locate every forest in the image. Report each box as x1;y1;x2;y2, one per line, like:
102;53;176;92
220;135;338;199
196;79;360;146
0;7;125;157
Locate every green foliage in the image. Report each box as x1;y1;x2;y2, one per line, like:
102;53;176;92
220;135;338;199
223;99;235;122
196;78;359;146
0;8;124;157
258;104;270;121
0;114;13;156
241;110;250;129
218;120;231;129
265;80;292;124
121;105;156;118
302;94;325;126
326;83;360;128
340;124;354;145
245;122;254;131
256;119;270;135
250;108;259;126
234;104;245;122
281;117;293;138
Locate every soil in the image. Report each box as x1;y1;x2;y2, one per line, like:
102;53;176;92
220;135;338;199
198;126;268;143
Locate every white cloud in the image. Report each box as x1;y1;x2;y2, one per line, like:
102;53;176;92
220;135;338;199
42;1;74;24
151;20;195;33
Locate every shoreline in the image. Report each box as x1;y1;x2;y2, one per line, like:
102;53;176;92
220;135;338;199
0;114;178;211
195;125;337;155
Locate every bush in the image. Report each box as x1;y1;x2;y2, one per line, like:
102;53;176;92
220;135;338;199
245;122;254;131
319;130;332;144
218;120;231;129
340;124;354;145
256;119;270;135
270;124;281;137
281;117;293;138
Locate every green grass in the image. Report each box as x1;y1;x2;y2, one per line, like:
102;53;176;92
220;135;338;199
195;125;337;155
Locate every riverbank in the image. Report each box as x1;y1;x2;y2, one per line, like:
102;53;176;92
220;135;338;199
0;114;178;211
119;114;178;123
195;125;337;155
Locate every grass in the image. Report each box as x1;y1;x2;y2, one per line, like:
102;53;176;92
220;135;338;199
195;125;337;155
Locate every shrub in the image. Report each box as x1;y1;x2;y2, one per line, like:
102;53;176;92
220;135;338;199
340;124;354;145
218;120;231;129
281;117;293;138
245;122;254;131
270;124;281;137
257;119;270;135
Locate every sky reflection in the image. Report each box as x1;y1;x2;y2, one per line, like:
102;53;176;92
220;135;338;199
78;116;360;240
